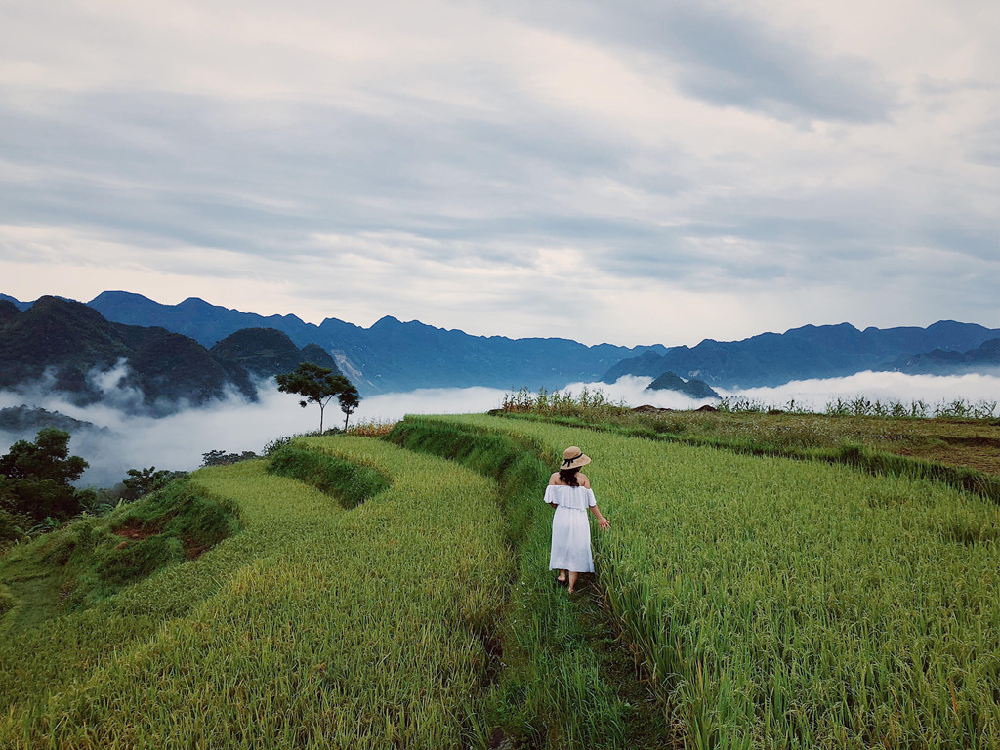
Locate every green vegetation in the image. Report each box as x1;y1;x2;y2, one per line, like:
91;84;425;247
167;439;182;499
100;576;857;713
0;428;89;529
727;394;998;421
0;478;239;633
503;411;1000;508
276;361;361;432
120;465;176;500
0;439;510;749
498;387;1000;485
5;397;1000;748
0;462;338;740
389;417;673;749
267;443;390;509
423;413;1000;748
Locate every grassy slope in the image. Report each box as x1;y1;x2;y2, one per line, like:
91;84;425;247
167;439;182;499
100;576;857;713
0;463;341;738
504;411;1000;503
0;480;238;635
521;408;1000;476
1;439;511;749
267;443;390;509
421;414;1000;749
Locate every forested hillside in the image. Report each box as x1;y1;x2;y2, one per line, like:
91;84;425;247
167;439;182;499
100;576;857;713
0;298;348;414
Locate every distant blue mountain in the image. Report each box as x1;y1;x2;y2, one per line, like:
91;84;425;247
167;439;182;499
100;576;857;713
0;293;34;311
645;371;720;399
9;290;997;395
894;338;1000;375
17;291;664;395
603;321;1000;388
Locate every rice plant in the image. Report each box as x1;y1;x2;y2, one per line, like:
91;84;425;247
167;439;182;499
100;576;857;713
424;414;1000;748
0;441;510;749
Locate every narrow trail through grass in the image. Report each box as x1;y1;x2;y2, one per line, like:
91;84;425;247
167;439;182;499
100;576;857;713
389;417;679;749
425;414;1000;748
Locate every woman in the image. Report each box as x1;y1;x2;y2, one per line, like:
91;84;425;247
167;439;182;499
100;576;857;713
545;445;610;594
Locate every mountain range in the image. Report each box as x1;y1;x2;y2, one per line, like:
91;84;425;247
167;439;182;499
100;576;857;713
2;291;667;395
893;338;1000;376
0;405;107;437
3;291;999;403
602;321;1000;388
0;297;342;415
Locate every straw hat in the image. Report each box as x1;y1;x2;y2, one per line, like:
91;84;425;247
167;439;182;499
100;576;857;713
561;446;591;470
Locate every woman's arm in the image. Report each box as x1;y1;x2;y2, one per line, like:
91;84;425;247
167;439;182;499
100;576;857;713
589;503;610;529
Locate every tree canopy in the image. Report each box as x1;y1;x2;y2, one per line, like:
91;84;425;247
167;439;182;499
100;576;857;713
275;362;360;433
0;428;89;521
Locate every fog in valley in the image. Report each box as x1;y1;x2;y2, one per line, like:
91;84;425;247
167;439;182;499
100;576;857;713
1;371;998;488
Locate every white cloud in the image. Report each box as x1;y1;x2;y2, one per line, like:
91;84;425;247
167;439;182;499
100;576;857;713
719;371;1000;412
0;383;513;486
0;0;998;347
3;370;998;487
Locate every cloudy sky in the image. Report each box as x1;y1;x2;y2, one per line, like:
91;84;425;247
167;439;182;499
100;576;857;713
1;0;997;347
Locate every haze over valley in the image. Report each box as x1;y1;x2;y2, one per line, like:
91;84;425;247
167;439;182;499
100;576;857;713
3;290;998;486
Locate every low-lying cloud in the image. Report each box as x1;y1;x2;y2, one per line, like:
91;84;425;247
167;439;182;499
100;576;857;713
0;383;514;487
2;371;997;488
717;371;1000;412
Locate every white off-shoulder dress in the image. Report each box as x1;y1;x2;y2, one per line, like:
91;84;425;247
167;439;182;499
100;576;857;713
545;484;597;573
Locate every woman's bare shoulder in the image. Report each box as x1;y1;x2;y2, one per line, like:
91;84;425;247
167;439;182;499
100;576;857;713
549;472;561;485
577;472;592;488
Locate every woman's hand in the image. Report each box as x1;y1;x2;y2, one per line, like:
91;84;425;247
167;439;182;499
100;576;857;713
598;517;610;530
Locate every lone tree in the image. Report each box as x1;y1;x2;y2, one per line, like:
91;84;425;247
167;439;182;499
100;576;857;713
339;386;360;431
276;362;360;433
0;428;89;521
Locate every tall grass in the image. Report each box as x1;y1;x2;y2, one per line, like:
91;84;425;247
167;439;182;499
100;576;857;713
721;395;999;420
500;386;631;418
267;444;391;509
345;418;398;437
501;388;999;422
0;462;342;736
1;441;511;749
424;414;1000;748
389;418;661;748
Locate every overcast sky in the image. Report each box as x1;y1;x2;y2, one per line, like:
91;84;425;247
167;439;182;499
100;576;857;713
1;0;997;347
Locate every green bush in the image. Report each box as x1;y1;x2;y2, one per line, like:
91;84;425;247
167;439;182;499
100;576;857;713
0;508;30;544
267;443;390;509
0;478;241;626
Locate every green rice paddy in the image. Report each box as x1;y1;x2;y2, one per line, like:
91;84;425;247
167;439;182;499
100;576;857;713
2;415;999;748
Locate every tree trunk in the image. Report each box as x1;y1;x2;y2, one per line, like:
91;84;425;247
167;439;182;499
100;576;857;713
318;404;325;433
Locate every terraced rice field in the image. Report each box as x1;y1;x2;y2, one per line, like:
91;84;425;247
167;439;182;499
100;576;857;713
0;440;508;749
412;414;1000;749
2;415;999;748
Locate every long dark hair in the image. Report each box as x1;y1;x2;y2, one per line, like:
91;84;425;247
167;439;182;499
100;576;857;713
559;467;580;487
